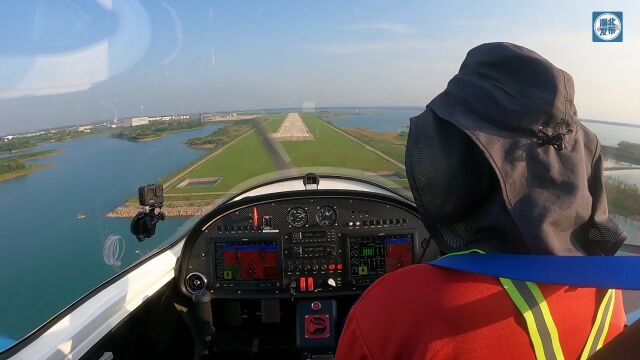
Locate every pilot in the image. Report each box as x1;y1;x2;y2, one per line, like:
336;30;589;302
335;42;628;359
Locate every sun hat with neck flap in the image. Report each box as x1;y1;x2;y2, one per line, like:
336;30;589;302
405;42;626;256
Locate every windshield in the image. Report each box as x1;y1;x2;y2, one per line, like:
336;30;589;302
1;0;640;349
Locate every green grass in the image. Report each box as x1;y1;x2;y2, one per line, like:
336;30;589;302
166;130;277;196
342;128;407;164
605;176;640;220
159;113;401;203
186;120;253;147
280;114;400;172
262;113;287;133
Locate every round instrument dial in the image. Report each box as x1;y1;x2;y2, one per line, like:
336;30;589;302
316;206;337;226
287;207;308;227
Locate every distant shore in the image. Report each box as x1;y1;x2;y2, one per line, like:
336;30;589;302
110;119;204;142
582;119;640;129
0;149;62;182
0;164;51;182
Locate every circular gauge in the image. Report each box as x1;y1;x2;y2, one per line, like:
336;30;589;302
287;207;308;227
316;206;337;226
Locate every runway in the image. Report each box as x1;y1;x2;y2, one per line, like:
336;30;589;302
273;113;314;141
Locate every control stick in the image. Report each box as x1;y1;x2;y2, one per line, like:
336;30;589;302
192;290;215;354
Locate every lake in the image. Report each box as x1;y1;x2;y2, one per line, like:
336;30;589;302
0;125;220;341
1;109;640;344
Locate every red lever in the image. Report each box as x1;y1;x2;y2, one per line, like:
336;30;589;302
307;277;314;291
299;277;306;292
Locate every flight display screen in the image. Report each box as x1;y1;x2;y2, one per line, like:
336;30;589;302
349;234;413;283
214;241;279;281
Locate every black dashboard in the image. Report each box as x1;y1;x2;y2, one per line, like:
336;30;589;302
177;189;434;299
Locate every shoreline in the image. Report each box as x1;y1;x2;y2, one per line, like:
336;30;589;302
107;127;259;218
0;164;51;182
0;149;63;182
112;124;209;142
107;201;219;218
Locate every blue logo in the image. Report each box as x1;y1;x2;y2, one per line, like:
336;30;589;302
593;12;623;42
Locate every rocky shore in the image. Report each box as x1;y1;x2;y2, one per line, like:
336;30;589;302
107;202;217;218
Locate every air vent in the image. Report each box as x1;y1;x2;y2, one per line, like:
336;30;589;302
186;272;207;292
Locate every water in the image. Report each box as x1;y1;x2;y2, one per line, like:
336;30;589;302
582;122;640;146
2;109;640;343
0;125;221;341
321;107;423;132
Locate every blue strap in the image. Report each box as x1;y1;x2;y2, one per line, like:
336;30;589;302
430;254;640;290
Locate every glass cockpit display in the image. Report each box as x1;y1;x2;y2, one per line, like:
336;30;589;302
348;234;413;284
214;241;279;281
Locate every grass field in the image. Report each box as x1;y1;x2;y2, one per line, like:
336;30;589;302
262;113;287;133
158;113;403;203
281;114;401;172
166;130;277;195
341;128;407;164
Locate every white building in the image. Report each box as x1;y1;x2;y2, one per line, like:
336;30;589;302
123;117;150;127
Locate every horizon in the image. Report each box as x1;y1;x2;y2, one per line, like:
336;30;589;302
0;1;639;134
5;105;640;137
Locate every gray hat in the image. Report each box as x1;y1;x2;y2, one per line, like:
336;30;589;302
406;42;626;255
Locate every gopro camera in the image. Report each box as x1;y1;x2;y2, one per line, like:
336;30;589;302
138;184;164;207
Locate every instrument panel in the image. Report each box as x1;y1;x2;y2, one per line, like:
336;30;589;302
180;194;431;299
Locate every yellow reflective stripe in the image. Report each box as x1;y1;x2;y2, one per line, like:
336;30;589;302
500;278;550;360
580;289;616;360
444;250;617;360
598;290;615;349
526;282;565;360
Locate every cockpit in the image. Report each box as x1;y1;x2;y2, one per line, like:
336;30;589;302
2;174;434;360
174;174;434;357
2;2;640;360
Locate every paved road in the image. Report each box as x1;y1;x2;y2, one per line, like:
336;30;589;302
273;113;313;139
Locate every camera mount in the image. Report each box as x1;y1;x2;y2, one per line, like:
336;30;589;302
130;184;166;242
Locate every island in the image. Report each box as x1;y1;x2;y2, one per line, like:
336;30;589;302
0;130;92;153
111;119;204;141
0;150;62;182
186;119;254;148
602;141;640;166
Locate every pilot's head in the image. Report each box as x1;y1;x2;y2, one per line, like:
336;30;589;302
405;42;626;256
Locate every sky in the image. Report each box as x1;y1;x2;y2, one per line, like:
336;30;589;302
0;0;638;134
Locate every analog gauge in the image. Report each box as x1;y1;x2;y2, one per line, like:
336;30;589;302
287;207;308;227
316;206;337;226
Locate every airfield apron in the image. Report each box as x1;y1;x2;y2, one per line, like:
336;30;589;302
446;250;616;360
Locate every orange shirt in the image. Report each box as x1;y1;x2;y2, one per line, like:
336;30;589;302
336;264;626;360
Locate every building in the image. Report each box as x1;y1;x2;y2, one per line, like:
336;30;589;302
121;114;193;126
122;117;150;127
201;112;253;122
78;125;94;132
